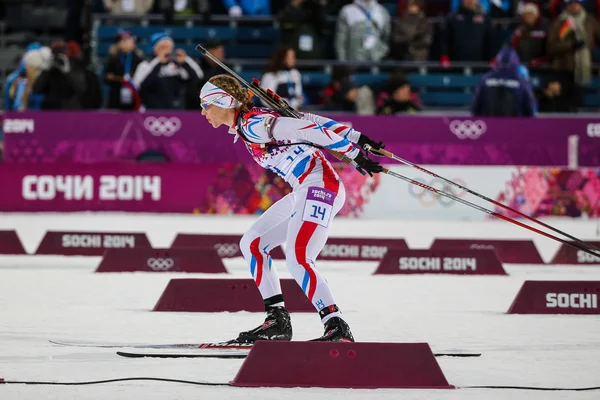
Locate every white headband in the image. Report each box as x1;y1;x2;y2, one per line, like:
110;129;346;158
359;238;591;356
199;81;240;109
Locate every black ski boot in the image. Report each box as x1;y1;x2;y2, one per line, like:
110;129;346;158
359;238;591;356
311;316;355;342
237;306;292;343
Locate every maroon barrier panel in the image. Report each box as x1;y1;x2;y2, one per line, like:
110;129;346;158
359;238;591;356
95;248;227;273
232;341;454;389
507;280;600;314
153;278;313;312
171;233;285;259
374;249;507;275
430;239;544;264
35;231;151;256
317;238;408;261
549;241;600;265
0;230;26;254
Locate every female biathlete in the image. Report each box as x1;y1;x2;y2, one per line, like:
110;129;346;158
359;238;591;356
200;74;385;342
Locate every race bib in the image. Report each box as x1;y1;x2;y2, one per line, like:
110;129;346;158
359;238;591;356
120;86;133;104
302;187;336;228
363;34;377;50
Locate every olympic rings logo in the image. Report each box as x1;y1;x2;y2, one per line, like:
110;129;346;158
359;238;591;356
214;243;240;257
147;257;175;271
143;117;182;136
408;177;467;207
449;120;487;140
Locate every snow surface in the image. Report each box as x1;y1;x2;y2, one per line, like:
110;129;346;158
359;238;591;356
1;214;600;400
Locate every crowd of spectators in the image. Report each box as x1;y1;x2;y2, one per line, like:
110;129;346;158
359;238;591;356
2;0;600;116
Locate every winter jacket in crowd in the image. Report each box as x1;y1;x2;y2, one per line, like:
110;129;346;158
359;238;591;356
472;47;537;116
278;0;328;59
222;0;270;15
104;44;144;110
133;56;203;110
260;68;304;109
547;7;600;86
103;0;154;14
512;18;550;64
441;5;494;62
390;9;432;61
32;54;84;110
335;0;391;61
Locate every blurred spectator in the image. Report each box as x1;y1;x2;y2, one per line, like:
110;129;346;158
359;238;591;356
133;33;203;110
224;0;270;16
32;42;85;110
321;66;375;114
6;47;47;111
200;40;225;85
335;0;391;61
67;41;103;109
441;0;494;64
398;0;450;17
103;0;154;13
376;77;421;114
471;46;537;116
278;0;328;60
536;77;571;111
390;0;432;61
511;2;549;66
261;47;304;109
4;43;43;111
548;0;600;19
547;0;600;111
154;0;210;24
104;31;144;110
451;0;514;16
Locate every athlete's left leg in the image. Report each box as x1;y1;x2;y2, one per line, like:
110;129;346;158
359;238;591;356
285;182;354;340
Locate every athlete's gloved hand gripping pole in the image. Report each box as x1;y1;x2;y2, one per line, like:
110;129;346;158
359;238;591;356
195;44;383;177
195;45;599;257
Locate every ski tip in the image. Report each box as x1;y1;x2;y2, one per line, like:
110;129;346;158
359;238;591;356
434;353;481;358
117;351;143;358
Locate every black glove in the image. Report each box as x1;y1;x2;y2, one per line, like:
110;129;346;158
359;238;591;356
573;39;586;50
357;133;386;155
353;152;384;177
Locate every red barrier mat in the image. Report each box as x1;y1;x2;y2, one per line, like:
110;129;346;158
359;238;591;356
318;238;407;261
507;280;600;314
374;249;506;275
232;341;454;389
95;248;227;273
35;231;151;256
430;239;544;264
153;278;313;312
0;230;26;254
549;241;600;265
171;233;285;259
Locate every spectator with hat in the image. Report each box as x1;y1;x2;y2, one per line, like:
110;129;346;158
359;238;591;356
547;0;600;111
199;39;226;86
104;31;144;110
511;2;550;66
376;77;422;114
133;32;203;110
32;41;84;110
321;66;375;114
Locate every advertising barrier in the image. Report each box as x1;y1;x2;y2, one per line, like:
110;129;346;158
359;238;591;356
153;278;313;312
0;230;26;254
35;231;151;255
3;112;600;166
374;249;506;275
429;239;544;264
95;248;227;273
0;163;598;220
507;280;600;314
549;241;600;265
171;233;285;259
317;238;408;261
